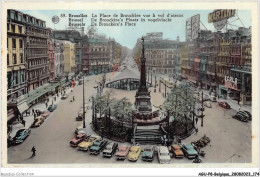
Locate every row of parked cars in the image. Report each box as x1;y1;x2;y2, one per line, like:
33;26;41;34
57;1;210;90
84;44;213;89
70;131;200;163
8;108;54;147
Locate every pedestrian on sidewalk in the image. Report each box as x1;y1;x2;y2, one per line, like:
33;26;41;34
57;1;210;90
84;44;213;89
22;120;26;127
32;109;35;116
34;113;36;120
195;118;198;125
31;146;36;157
238;105;241;111
73;96;75;101
45;102;48;108
196;128;198;134
52;100;54;105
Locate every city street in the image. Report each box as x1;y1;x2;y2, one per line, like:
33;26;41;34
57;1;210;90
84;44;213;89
7;73;251;164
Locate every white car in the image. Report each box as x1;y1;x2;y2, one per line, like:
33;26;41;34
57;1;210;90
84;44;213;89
158;146;171;164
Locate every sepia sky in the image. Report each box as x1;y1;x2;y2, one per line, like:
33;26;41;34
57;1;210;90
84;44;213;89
22;10;252;48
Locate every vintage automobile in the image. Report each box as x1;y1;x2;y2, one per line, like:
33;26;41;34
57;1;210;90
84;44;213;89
41;110;50;118
181;144;198;159
103;142;118;157
218;101;231;109
141;145;155;162
158;146;171;164
31;116;45;127
47;104;57;112
61;94;68;100
243;111;252;121
232;111;249;122
115;145;130;160
127;145;142;162
78;135;101;151
204;101;212;108
70;134;88;147
76;108;84;121
89;140;108;155
12;129;31;144
169;145;184;158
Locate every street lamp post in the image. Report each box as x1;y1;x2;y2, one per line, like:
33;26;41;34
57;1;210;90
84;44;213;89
151;73;153;86
201;91;204;127
159;78;161;92
83;75;86;128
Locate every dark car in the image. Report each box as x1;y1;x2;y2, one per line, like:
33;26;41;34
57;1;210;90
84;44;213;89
89;140;108;155
242;111;252;121
103;142;118;157
218;101;231;109
181;144;198;159
47;104;57;112
13;129;31;144
232;111;249;122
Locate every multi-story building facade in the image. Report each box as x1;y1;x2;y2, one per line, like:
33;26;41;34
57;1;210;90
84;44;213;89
7;10;27;99
181;27;251;105
63;41;75;74
83;38;112;75
145;39;181;76
52;30;82;74
47;38;55;81
53;40;65;77
23;12;49;91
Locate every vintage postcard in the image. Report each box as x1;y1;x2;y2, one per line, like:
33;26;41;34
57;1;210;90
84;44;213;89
1;0;259;176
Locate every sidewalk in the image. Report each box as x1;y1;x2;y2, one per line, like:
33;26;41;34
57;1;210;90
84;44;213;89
9;86;75;138
159;75;252;114
199;88;251;113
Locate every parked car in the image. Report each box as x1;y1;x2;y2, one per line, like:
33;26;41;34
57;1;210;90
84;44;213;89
41;110;50;118
218;101;231;109
61;94;68;100
31;116;45;127
204;101;212;108
181;144;198;159
76;108;84;121
209;94;217;102
12;129;31;144
115;145;130;160
232;111;249;122
128;145;142;162
141;145;154;162
103;142;118;157
158;146;171;164
70;134;88;147
89;140;108;155
169;145;184;158
243;111;252;121
78;135;101;151
47;104;57;112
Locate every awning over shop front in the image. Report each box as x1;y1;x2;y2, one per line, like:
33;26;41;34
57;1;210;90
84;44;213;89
7;109;16;122
17;101;29;114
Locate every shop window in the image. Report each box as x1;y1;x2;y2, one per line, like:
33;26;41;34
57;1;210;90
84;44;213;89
18;14;22;21
7;54;9;65
19;39;23;48
13;54;17;64
12;39;16;48
18;26;22;33
20;54;23;63
11;24;15;33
